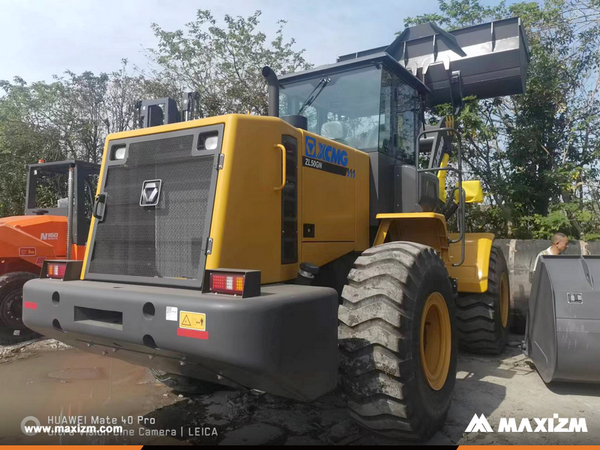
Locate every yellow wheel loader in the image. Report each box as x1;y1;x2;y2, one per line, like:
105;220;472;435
23;18;529;440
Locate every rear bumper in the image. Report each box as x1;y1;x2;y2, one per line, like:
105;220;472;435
23;279;339;401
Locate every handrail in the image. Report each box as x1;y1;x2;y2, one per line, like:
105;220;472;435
274;144;287;191
415;127;465;267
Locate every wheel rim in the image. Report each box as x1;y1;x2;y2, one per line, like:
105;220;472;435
500;273;509;328
0;288;25;329
420;292;452;391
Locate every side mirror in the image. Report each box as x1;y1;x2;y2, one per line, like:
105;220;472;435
454;180;484;204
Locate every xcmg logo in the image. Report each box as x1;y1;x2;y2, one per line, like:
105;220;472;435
466;414;588;433
305;136;348;167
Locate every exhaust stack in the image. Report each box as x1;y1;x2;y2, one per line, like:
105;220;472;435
262;66;279;117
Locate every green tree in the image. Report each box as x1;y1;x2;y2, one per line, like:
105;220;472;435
0;62;149;215
105;60;149;135
145;10;312;116
0;78;64;216
0;9;310;217
406;0;600;240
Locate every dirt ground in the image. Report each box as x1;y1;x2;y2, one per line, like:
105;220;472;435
1;334;599;445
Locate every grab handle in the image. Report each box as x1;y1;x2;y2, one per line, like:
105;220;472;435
93;193;107;220
274;144;287;191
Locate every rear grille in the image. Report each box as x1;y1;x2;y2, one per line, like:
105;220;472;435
89;134;216;281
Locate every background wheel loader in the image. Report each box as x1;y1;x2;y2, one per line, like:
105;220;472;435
23;17;529;440
0;160;98;344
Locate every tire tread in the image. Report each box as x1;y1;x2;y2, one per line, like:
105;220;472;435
339;242;455;440
456;245;510;354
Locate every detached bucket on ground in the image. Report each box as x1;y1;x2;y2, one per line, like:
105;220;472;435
525;255;600;383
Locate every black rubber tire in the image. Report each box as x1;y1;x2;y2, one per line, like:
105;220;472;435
456;244;510;354
150;369;224;395
338;242;458;441
0;272;40;345
0;326;40;346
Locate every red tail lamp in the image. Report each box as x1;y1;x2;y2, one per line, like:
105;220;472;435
47;262;67;279
210;273;245;295
203;269;261;298
41;260;83;281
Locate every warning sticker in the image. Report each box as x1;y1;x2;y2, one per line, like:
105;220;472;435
166;306;178;321
179;311;206;331
19;247;36;257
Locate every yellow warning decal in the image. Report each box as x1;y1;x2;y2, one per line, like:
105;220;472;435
179;311;206;331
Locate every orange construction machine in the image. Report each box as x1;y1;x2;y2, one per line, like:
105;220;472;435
0;160;98;343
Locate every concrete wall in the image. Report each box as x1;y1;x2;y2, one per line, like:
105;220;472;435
494;239;599;330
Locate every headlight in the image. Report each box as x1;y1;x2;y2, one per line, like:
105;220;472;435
111;145;126;160
198;131;219;151
204;135;218;150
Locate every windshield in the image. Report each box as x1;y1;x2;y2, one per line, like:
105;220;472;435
26;166;98;217
280;65;421;162
280;66;383;151
33;169;69;209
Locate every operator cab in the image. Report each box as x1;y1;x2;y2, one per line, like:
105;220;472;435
275;18;529;226
279;61;424;163
25;160;99;246
278;56;438;225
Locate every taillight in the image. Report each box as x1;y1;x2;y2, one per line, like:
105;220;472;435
210;273;245;295
41;260;83;281
47;262;67;279
203;269;261;298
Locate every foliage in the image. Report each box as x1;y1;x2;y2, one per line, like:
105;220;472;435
145;10;311;116
0;61;146;216
0;10;306;216
407;0;600;240
3;3;600;243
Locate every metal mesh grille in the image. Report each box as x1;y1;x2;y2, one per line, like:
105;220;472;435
89;134;215;280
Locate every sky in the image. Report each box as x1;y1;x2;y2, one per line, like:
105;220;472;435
0;0;523;83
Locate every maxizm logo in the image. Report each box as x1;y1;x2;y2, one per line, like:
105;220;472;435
305;136;348;167
465;414;588;433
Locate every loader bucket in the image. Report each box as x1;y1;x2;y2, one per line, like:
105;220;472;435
493;239;584;330
387;17;530;105
525;255;600;383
